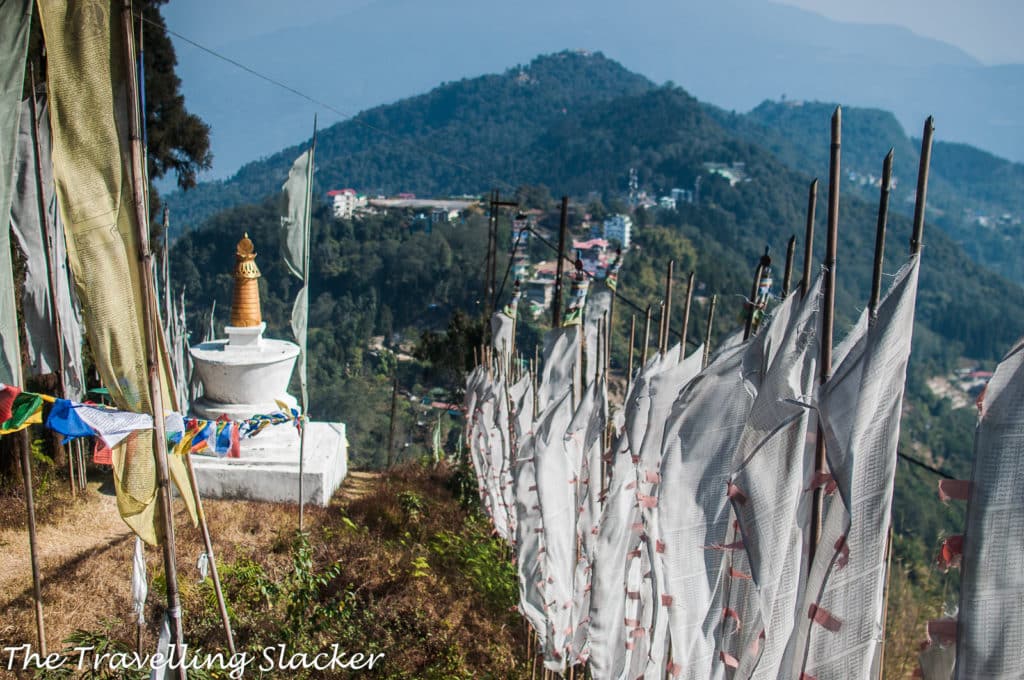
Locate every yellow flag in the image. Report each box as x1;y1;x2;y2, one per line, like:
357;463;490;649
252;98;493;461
38;0;196;544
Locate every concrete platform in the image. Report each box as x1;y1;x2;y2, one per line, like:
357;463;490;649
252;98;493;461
188;421;348;506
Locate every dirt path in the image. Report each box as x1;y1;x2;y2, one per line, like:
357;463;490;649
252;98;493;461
337;470;383;502
0;482;131;604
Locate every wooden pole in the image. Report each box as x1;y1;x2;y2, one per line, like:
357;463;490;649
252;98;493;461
19;430;47;654
743;263;764;341
802;179;818;298
702;295;716;369
298;118;317;533
626;314;636;394
28;67;74;498
641;304;652;368
661;260;674;354
184;454;236;655
870;149;894;317
679;271;694;361
387;375;399;468
810;107;841;566
910;117;934;256
121;4;186;672
880;121;932;680
782;235;796;299
552;197;569;328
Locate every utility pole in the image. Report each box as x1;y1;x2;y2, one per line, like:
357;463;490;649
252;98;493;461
552;196;569;327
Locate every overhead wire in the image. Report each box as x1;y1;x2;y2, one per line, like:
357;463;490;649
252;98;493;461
139;12;519;194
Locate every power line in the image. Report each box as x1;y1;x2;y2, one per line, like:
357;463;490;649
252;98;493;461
897;451;956;480
524;225;701;348
140;13;518;194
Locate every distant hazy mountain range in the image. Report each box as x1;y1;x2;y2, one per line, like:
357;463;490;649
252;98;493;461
169;0;1024;180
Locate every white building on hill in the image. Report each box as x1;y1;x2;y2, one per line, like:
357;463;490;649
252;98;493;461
603;214;633;249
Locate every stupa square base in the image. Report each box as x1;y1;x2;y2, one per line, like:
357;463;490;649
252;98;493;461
187;421;348;506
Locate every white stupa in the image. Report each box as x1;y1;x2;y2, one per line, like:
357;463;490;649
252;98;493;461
186;234;347;505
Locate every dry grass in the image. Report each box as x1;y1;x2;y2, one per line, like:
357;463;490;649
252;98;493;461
1;462;945;679
0;463;526;679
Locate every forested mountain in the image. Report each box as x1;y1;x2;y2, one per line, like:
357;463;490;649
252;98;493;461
714;100;1024;284
169;51;1023;573
168;52;1024;286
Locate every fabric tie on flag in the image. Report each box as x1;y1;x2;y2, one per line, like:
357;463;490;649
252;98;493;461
954;333;1024;679
794;256;920;680
37;0;196;544
0;0;31;388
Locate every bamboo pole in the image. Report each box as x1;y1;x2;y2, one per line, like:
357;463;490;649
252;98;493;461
743;252;767;341
880;120;933;680
802;180;818;298
641;304;652;368
679;271;694;361
27;68;74;498
661;260;674;354
121;3;186;672
911;117;934;256
626;314;636;394
809;107;841;566
552;197;569;328
387;375;399;469
184;454;236;654
782;235;796;299
298;118;316;533
702;295;717;369
870;150;894;317
19;430;47;654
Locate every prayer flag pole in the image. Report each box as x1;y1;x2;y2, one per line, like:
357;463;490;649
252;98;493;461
626;314;636;394
869;150;894;317
641;304;652;368
552;197;569;327
782;235;796;299
184;454;236;654
660;260;674;354
298;117;317;533
18;429;46;654
809;107;841;566
702;294;717;369
28;66;74;498
121;1;186;671
879;118;933;680
801;180;818;298
679;271;694;361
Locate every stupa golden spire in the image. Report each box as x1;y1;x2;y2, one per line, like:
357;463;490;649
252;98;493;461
230;233;262;327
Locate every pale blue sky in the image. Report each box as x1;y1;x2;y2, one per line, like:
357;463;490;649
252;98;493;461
163;0;1023;65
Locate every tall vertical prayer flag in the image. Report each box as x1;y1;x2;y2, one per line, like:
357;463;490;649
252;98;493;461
10;94;85;397
38;0;196;544
795;256;920;680
955;334;1024;678
0;0;32;387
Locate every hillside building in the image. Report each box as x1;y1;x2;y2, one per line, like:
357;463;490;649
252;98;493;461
603;214;633;249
